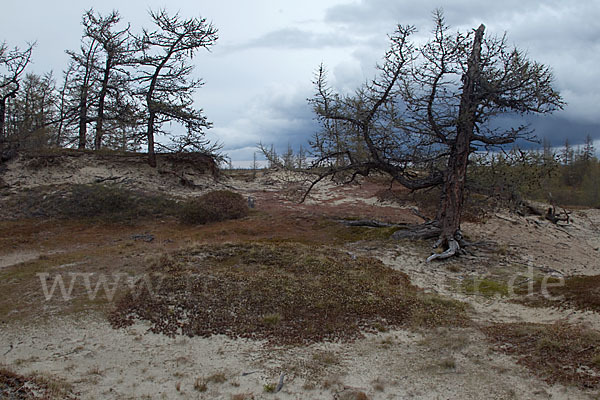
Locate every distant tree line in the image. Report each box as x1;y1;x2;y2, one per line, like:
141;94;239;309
469;134;599;209
0;8;220;166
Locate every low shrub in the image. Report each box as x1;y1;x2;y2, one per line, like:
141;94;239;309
109;243;469;344
179;190;248;224
484;322;600;388
8;184;178;220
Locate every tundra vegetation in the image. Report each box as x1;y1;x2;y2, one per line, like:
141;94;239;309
1;7;600;400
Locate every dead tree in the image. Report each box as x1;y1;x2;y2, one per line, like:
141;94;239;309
309;10;564;260
136;9;218;167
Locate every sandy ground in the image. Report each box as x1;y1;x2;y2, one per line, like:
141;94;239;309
1;153;600;399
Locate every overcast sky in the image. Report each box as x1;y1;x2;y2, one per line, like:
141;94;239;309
2;0;599;160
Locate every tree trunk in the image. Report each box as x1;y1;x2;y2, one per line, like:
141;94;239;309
94;57;112;150
0;97;6;140
429;24;485;261
147;110;157;167
78;89;88;149
437;135;470;244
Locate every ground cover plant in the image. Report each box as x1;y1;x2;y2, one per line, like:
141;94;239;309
484;322;600;388
3;185;250;226
515;275;600;312
4;183;178;220
109;242;469;343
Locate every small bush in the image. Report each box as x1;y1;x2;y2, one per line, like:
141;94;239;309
179;190;248;224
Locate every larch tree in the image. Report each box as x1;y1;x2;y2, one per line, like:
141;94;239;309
82;9;137;150
0;41;34;155
309;11;564;260
67;21;101;149
6;72;58;149
136;9;218;167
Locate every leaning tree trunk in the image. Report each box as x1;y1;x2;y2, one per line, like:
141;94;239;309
428;24;485;262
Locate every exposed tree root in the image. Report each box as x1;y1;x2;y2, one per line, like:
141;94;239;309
427;238;461;262
390;222;469;262
391;221;441;240
339;219;409;228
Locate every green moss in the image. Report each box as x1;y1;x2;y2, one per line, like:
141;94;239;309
263;383;276;393
463;278;509;297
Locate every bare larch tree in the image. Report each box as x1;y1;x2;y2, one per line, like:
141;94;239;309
309;11;564;260
136;9;218;167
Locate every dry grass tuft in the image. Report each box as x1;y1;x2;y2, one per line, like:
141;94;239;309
109;242;469;344
483;322;600;388
231;393;254;400
337;389;370;400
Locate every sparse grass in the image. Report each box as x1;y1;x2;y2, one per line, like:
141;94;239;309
337;389;370;400
418;329;470;352
372;377;386;391
332;225;399;242
312;350;340;367
193;371;227;392
484;322;600;388
109;243;469;344
322;375;343;390
231;393;254;400
194;377;207;392
0;367;76;399
438;357;457;370
206;372;227;384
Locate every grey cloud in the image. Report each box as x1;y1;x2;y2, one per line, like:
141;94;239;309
210;83;318;160
225;27;356;51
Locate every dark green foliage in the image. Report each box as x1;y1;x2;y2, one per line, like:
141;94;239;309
179;190;248;224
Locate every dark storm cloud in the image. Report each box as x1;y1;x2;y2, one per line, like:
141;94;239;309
321;0;600;125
